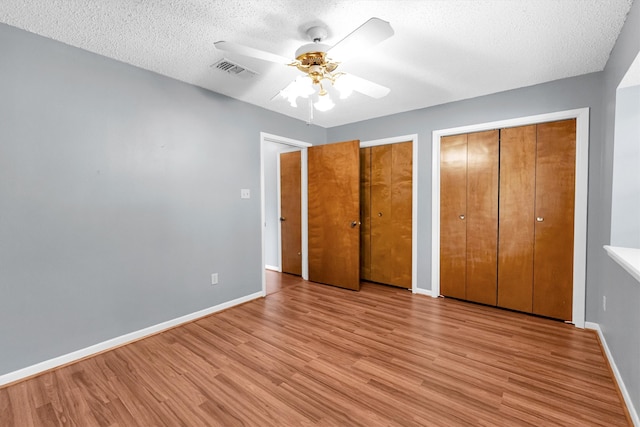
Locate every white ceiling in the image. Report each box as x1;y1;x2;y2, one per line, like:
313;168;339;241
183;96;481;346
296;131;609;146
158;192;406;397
0;1;634;128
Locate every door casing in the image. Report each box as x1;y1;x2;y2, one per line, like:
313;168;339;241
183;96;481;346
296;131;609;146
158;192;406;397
260;133;311;296
431;108;590;328
361;135;419;293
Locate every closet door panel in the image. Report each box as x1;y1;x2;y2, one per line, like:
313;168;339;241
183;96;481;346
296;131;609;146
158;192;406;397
533;119;576;320
370;145;393;284
360;148;372;281
466;130;499;305
498;125;536;312
390;141;413;288
440;134;467;299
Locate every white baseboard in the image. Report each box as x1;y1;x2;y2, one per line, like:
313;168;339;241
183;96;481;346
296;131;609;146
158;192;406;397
413;287;434;297
265;264;281;272
0;291;264;387
586;322;639;426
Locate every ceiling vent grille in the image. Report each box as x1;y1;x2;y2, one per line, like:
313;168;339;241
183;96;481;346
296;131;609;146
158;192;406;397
212;58;257;79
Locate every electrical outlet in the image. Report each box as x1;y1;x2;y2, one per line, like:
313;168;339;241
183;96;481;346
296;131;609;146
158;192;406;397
211;273;219;285
603;295;606;311
240;189;250;199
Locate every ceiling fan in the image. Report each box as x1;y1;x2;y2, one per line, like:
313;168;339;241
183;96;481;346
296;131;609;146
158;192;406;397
214;18;394;112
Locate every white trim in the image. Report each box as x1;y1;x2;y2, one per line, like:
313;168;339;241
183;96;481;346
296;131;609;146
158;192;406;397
301;148;309;281
0;291;264;387
431;108;590;328
585;322;639;426
265;264;281;272
260;132;311;297
276;155;283;273
261;133;313;148
360;134;419;293
413;288;433;297
604;245;640;283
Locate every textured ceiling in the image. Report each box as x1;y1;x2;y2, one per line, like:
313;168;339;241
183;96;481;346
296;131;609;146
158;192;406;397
0;0;634;128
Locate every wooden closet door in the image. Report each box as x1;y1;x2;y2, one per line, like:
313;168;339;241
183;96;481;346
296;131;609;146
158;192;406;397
533;119;576;320
440;134;467;299
390;141;412;288
360;147;372;281
497;125;536;312
465;130;499;305
370;145;393;284
280;151;302;276
308;140;361;291
361;142;412;289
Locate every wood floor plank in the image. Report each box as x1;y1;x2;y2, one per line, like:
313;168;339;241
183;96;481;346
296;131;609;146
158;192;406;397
0;273;631;426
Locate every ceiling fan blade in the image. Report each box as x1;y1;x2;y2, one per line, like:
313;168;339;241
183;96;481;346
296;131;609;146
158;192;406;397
341;73;390;99
214;41;291;64
328;17;394;62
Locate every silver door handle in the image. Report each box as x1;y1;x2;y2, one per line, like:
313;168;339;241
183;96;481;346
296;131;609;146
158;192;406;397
279;217;286;221
536;217;544;222
350;221;360;228
459;215;465;220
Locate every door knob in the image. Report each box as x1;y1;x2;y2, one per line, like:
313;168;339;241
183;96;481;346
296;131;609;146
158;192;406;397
350;221;360;228
378;212;383;217
279;217;286;221
536;217;544;222
459;215;465;220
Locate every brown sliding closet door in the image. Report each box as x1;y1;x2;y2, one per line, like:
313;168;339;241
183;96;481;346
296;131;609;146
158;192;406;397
440;130;499;304
360;142;413;288
440;134;468;300
360;147;372;281
441;120;576;320
533;119;576;320
465;130;499;305
389;142;413;288
498;125;536;312
370;144;393;284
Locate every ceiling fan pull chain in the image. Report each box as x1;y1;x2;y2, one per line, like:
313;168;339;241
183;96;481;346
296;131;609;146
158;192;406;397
307;98;313;125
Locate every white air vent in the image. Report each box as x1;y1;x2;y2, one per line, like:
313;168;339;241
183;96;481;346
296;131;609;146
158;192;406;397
212;58;257;79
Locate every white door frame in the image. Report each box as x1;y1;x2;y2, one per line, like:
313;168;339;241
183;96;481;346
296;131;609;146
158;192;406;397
260;132;312;296
431;108;589;328
361;134;419;293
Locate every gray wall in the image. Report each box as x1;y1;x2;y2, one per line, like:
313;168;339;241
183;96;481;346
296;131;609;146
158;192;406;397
0;23;324;376
611;84;640;248
597;0;640;414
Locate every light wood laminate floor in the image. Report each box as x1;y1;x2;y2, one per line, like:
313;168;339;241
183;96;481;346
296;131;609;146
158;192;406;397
0;272;631;426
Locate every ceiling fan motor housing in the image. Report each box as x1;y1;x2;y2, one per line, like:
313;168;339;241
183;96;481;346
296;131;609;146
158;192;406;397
295;43;330;60
294;40;339;85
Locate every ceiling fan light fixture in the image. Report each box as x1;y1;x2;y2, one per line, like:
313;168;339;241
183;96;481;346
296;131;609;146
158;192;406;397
334;74;353;99
314;93;335;112
279;76;315;107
